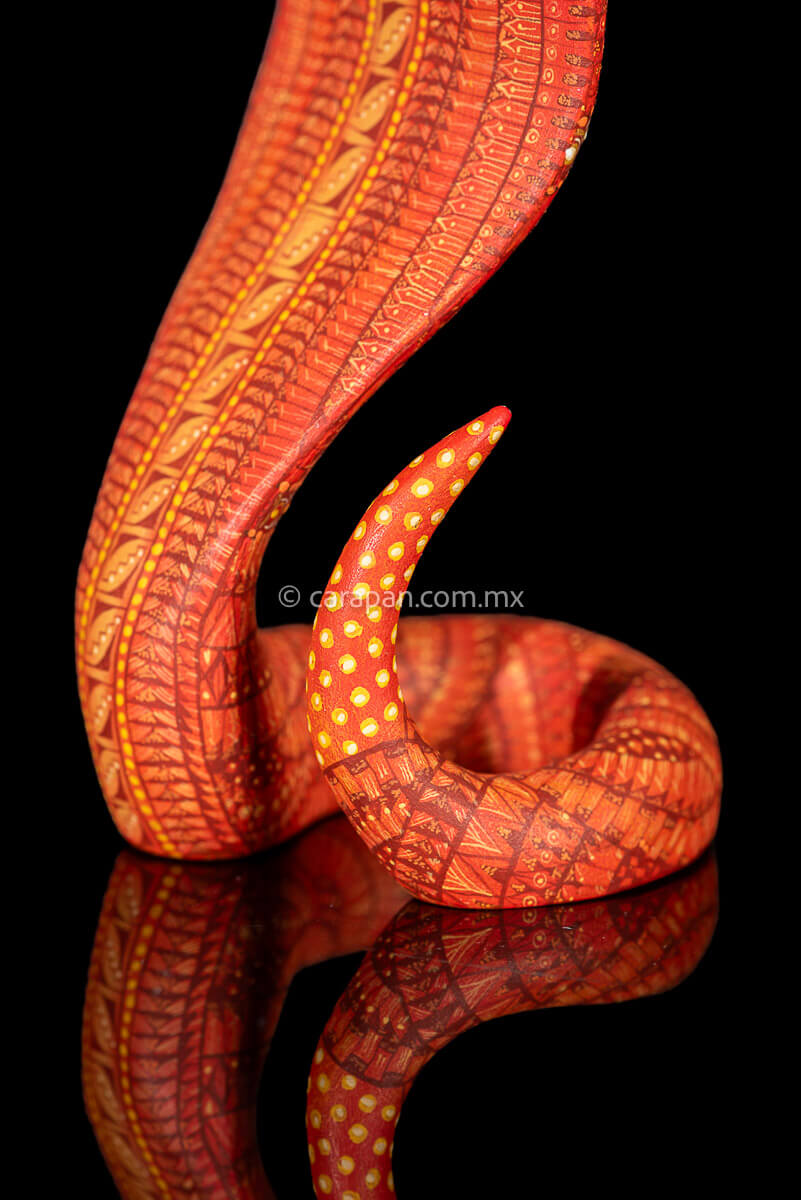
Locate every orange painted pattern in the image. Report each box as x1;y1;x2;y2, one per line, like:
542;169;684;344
306;854;718;1198
76;0;608;859
82;818;408;1199
82;825;717;1197
307;408;722;907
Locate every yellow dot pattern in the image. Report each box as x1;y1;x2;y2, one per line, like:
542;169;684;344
307;1049;401;1200
307;407;510;767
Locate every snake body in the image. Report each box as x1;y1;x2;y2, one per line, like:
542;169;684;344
307;408;721;906
75;1;629;865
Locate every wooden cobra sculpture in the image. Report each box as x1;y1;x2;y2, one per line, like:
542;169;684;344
307;854;718;1199
75;0;616;860
307;409;722;906
82;816;408;1198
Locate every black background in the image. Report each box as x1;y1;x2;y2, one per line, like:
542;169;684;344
37;3;758;1195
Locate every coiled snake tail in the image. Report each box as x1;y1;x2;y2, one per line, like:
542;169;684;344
307;409;722;907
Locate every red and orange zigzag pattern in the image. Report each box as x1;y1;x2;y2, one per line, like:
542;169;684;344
76;1;616;863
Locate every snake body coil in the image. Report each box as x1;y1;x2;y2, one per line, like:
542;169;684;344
75;0;721;890
307;408;720;906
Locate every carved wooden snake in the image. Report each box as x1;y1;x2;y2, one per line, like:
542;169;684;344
75;0;722;900
82;816;717;1197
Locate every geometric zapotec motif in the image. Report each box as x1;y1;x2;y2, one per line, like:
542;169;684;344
307;854;718;1197
76;0;612;860
82;818;408;1198
82;821;716;1197
307;409;722;906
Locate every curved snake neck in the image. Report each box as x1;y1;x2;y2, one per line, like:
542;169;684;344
76;1;617;862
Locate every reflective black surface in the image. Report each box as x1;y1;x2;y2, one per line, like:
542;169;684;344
79;830;725;1198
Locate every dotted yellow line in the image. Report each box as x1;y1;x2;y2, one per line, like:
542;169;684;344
116;872;180;1195
114;1;429;849
76;0;381;705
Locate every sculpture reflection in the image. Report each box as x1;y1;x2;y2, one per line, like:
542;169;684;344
83;826;717;1198
82;817;407;1198
306;854;718;1199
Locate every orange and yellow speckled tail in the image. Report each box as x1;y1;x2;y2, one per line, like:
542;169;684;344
307;406;511;760
307;410;721;909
